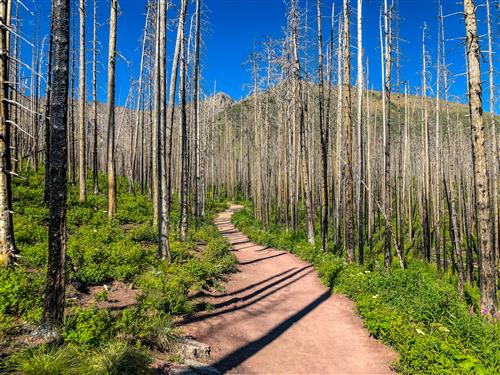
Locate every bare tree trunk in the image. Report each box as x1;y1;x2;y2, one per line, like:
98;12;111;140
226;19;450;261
193;0;202;224
382;0;393;270
291;0;315;245
44;5;54;203
106;0;118;219
421;24;431;263
356;0;364;264
161;0;188;260
92;0;99;194
0;0;16;266
486;0;499;265
42;0;70;330
317;0;328;252
464;0;498;319
78;0;86;202
179;32;189;241
342;0;354;262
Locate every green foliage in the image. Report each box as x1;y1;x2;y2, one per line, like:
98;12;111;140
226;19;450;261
0;268;44;323
1;345;80;375
62;308;113;348
115;309;179;351
68;224;154;284
83;341;151;375
1;343;151;375
128;223;158;243
2;168;235;369
232;206;500;374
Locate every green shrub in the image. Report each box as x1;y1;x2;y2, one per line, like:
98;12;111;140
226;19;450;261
0;268;44;322
62;308;112;348
18;242;48;267
128;223;157;243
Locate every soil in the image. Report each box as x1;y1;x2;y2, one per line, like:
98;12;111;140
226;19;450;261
182;205;398;374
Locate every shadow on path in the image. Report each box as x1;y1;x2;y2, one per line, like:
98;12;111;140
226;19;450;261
212;290;332;373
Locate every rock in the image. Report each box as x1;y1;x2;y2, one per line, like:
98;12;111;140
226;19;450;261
180;338;211;361
185;360;221;375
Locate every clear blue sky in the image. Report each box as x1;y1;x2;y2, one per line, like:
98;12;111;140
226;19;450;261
20;0;498;112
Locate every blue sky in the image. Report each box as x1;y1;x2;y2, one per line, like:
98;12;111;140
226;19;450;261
20;0;498;111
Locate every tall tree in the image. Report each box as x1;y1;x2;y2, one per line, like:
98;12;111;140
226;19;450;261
179;29;189;241
486;0;499;257
106;0;118;219
342;0;354;261
0;0;16;266
356;0;364;264
161;0;188;260
78;0;86;202
382;0;393;270
291;0;315;245
92;0;99;194
317;0;328;253
42;0;70;329
193;0;203;224
463;0;498;319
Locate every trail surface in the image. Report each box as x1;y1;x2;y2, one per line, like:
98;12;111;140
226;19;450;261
184;205;397;374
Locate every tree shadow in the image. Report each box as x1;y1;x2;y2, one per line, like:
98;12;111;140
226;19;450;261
211;265;311;309
212;290;332;373
179;266;314;325
213;267;297;298
239;252;287;266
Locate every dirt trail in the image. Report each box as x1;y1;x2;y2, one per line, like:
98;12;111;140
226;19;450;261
183;205;397;374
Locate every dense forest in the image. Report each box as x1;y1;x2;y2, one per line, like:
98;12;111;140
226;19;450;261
0;0;498;373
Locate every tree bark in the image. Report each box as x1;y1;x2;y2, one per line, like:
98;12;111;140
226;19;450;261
106;0;118;219
342;0;354;261
78;0;86;202
42;0;70;329
464;0;498;319
0;0;16;266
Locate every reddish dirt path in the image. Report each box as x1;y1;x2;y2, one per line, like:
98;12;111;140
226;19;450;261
183;205;398;374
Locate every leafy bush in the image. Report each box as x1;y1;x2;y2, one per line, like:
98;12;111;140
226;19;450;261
68;225;153;284
0;268;44;322
62;308;112;348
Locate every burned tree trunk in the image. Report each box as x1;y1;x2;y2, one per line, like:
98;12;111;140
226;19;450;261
78;0;86;202
0;0;16;266
42;0;70;329
464;0;498;319
106;0;118;219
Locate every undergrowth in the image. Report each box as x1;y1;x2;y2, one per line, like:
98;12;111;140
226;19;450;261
0;168;236;374
232;205;500;375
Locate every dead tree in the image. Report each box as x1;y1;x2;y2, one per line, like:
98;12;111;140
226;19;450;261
161;0;188;260
317;0;328;252
92;0;99;194
0;0;16;266
464;0;498;319
342;0;354;261
78;0;86;202
42;0;70;329
106;0;118;219
179;31;188;241
193;0;202;224
356;0;364;264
